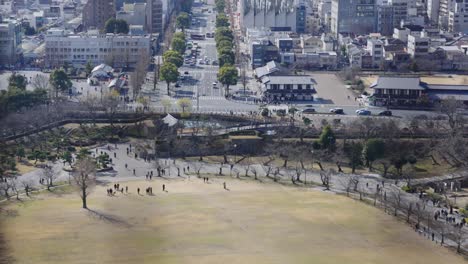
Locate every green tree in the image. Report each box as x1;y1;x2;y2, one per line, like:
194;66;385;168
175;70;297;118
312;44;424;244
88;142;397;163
318;125;336;150
8;73;27;91
215;27;233;42
218;50;235;66
160;62;179;96
216;13;230;27
85;61;93;76
215;0;225;12
77;148;90;160
173;32;186;41
217;39;233;50
303;117;311;126
217;65;238;95
163;50;184;68
176;12;190;32
16;147;25;161
62;151;73;166
363;139;385;170
104;18;129;34
50;69;72;97
345;142;364;174
172;37;186;54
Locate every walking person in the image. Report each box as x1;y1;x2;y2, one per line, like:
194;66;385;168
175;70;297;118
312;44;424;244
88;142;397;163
162;184;166;192
137;188;140;195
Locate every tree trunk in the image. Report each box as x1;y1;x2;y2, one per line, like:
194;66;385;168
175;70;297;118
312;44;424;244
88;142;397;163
316;161;323;171
167;82;170;96
82;189;87;209
283;159;288;168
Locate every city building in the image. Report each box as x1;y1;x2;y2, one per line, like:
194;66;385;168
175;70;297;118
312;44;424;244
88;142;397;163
116;2;147;30
377;4;394;36
370;76;468;106
367;38;384;68
427;0;440;25
250;39;280;68
331;0;377;36
146;0;163;33
0;17;22;66
449;0;468;34
389;0;408;28
82;0;115;30
407;34;429;57
44;28;151;68
239;0;305;32
261;75;316;101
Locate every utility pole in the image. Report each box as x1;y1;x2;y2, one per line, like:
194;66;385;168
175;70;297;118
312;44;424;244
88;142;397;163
196;85;200;111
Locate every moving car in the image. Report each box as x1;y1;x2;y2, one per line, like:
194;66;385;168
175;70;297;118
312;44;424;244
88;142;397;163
330;108;344;114
212;81;217;87
302;108;316;114
378;110;392;116
356;109;371;116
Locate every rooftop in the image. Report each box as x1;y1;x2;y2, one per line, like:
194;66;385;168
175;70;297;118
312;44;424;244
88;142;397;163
262;75;316;85
370;77;427;90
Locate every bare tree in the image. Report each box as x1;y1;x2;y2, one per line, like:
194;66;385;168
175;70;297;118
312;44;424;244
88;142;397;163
43;163;58;191
391;189;403;217
130;49;149;100
192;162;204;178
80;95;101;126
451;225;467;253
320;169;334;190
102;91;120;127
414;200;426;227
250;166;258;180
31;74;50;91
72;157;97;209
0;179;14;200
21;178;33;196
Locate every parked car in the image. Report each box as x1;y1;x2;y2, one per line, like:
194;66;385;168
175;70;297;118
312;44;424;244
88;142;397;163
212;81;217;86
330;108;344;114
175;83;181;87
378;110;392;116
356;109;371;116
302;108;316;114
184;71;189;75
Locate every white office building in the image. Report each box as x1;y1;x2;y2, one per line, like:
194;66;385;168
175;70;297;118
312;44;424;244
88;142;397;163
44;28;151;68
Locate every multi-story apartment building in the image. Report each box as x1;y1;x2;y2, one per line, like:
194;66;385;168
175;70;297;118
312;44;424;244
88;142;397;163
44;28;151;68
331;0;377;36
389;0;408;28
377;4;394;36
367;38;384;67
146;0;163;33
427;0;440;24
407;34;429;57
0;18;22;66
82;0;115;30
438;0;455;30
449;0;468;34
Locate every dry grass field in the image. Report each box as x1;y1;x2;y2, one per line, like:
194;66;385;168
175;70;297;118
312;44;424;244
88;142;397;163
1;177;466;264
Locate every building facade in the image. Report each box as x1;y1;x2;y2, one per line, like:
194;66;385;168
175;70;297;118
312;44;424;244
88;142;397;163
0;18;22;66
146;0;163;33
82;0;115;30
44;29;151;68
262;75;316;101
448;0;468;34
331;0;377;36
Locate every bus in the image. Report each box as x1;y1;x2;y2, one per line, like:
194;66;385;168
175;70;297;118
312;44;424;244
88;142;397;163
190;33;205;40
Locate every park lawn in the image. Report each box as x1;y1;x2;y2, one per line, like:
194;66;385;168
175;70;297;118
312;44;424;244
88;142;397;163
1;178;467;264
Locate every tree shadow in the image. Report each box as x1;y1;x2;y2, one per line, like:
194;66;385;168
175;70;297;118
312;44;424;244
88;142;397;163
85;208;132;228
